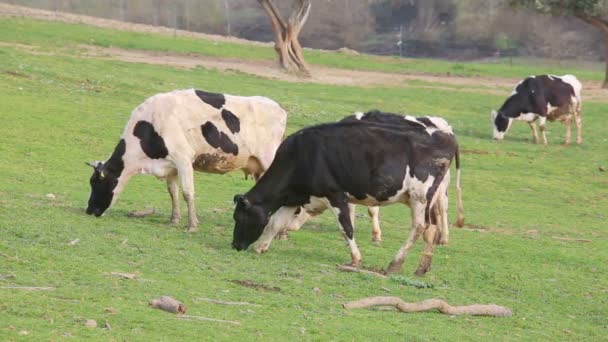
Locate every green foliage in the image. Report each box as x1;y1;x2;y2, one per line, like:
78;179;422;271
508;0;608;16
1;19;607;340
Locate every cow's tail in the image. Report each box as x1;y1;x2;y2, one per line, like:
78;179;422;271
455;145;465;227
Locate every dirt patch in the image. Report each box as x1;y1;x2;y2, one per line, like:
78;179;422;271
461;223;514;235
2;3;607;102
3;70;31;78
229;279;281;292
461;149;518;157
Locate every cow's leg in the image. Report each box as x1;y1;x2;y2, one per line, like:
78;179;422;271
368;206;382;243
253;206;300;253
177;163;199;233
277;207;310;239
167;172;181;224
415;223;438;276
528;121;539;144
328;196;361;267
538;116;548;145
574;104;583;144
386;199;426;274
436;189;449;245
563;117;572;145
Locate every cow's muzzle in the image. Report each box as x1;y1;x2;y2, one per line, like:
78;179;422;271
86;207;102;217
232;241;248;251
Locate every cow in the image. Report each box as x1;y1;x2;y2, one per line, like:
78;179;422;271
231;111;464;275
282;110;461;245
86;89;287;232
491;74;582;145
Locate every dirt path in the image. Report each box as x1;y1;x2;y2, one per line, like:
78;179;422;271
2;3;607;102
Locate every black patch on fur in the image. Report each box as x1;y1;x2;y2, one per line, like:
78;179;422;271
201;121;239;155
221;109;240;134
195;89;225;109
416;117;436;128
106;139;126;174
133;121;169;159
86;139;126;217
494;113;510;133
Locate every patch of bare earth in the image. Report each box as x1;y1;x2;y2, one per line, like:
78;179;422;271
2;3;607;102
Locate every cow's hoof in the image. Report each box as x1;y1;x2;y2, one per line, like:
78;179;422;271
386;262;403;274
169;217;180;225
253;243;269;254
414;267;429;277
186;226;199;233
576;139;582;144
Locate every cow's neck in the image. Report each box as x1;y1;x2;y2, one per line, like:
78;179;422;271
499;96;525;118
246;162;294;214
104;139;137;198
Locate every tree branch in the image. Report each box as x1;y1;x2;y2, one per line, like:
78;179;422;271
343;296;512;317
575;13;608;32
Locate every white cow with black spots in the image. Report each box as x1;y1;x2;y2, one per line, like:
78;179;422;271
86;89;287;232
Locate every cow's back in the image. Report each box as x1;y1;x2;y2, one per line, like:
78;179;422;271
275;122;456;205
121;89;287;174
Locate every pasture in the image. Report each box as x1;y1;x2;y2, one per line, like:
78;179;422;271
1;17;607;341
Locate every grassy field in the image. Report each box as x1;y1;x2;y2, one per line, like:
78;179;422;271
1;18;607;341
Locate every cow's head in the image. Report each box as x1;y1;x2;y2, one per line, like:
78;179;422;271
232;194;270;251
491;110;512;140
85;161;119;217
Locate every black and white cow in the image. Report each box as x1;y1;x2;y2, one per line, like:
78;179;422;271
86;89;287;232
231;111;464;275
491;74;582;145
282;110;463;245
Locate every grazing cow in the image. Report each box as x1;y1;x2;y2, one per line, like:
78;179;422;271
283;110;462;245
491;74;582;145
86;89;287;232
232;111;464;275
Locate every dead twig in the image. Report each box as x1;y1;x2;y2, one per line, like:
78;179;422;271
0;286;54;291
195;297;261;306
343;296;512;317
107;272;138;279
149;296;186;314
337;265;387;278
177;315;240;325
552;236;592;243
0;274;16;279
127;207;155;217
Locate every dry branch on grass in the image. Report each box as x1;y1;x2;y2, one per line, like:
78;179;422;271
195;297;260;306
149;296;187;314
343;296;512;317
177;315;241;325
337;265;387;278
107;272;138;279
0;286;54;291
552;236;592;243
127;207;155;217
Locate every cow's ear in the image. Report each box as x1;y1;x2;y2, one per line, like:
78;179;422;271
233;194;251;209
85;161;97;168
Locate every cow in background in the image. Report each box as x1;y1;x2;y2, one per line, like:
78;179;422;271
86;89;287;232
491;74;582;145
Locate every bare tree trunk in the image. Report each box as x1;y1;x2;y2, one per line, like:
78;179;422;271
604;34;608;89
258;0;311;77
575;14;608;88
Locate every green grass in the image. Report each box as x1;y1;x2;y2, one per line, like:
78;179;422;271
1;18;608;341
1;17;604;82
